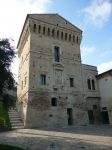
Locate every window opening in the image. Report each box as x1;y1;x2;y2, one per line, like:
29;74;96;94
51;97;57;106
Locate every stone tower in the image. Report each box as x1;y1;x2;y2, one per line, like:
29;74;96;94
17;14;89;128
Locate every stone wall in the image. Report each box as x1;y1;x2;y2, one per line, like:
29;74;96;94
17;14;100;128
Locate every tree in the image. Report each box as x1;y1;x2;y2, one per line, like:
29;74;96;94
0;38;15;95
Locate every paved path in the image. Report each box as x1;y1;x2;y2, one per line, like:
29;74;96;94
0;125;112;150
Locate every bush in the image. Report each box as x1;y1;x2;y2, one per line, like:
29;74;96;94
3;94;16;110
0;101;11;130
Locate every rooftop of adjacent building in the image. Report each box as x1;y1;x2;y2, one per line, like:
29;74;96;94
96;69;112;79
82;64;97;71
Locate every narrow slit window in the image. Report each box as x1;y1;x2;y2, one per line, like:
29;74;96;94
54;46;60;62
57;30;59;38
65;33;67;41
52;29;55;37
61;32;63;40
69;34;71;42
38;25;41;33
33;24;36;32
73;35;75;42
76;36;78;43
43;27;45;35
47;28;50;36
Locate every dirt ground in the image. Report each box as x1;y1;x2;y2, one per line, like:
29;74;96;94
0;125;112;150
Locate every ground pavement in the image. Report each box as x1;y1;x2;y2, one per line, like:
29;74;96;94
0;125;112;150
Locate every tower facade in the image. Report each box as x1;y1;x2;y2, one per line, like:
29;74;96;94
17;14;100;128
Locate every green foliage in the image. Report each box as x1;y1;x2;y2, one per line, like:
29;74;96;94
0;101;11;129
3;94;16;109
0;38;15;95
0;144;25;150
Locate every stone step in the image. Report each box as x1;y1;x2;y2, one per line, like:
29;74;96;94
10;120;23;123
9;115;20;117
9;116;21;118
12;126;24;129
11;123;24;126
9;114;19;116
8;108;24;129
8;112;18;115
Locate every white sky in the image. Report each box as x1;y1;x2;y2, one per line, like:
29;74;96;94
0;0;52;81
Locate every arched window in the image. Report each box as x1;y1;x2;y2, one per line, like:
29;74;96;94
43;26;45;35
52;29;55;37
57;30;59;38
47;28;50;36
61;32;63;40
87;79;91;90
69;34;71;42
33;24;36;32
73;35;75;42
92;79;95;90
87;78;96;90
65;33;67;41
38;25;41;33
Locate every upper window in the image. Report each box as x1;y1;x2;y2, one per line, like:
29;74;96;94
40;74;46;85
70;78;74;87
92;79;95;90
87;78;95;90
87;79;91;90
54;46;60;62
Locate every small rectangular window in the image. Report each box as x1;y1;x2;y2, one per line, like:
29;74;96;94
54;46;60;62
70;78;74;87
40;74;46;85
51;98;57;106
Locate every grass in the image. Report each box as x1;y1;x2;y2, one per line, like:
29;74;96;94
0;144;25;150
0;101;11;129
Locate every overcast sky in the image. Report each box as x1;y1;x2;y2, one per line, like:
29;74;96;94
0;0;112;81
